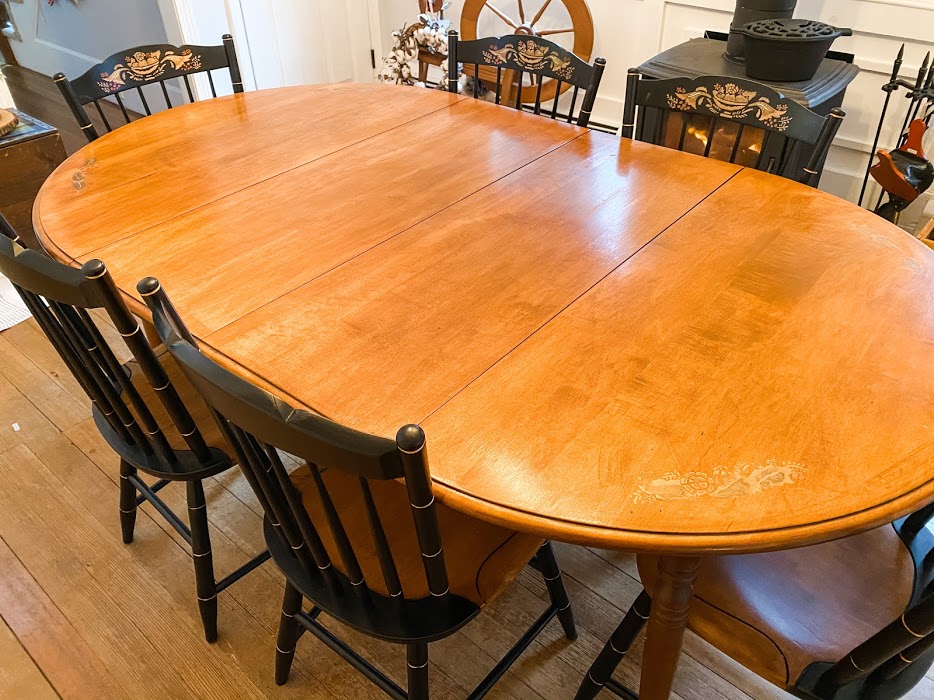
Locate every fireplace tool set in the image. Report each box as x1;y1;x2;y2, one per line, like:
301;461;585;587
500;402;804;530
859;46;934;223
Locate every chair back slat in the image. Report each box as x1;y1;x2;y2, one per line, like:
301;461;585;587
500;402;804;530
782;140;800;179
754;129;772;172
269;450;336;575
264;444;337;576
448;30;605;127
144;279;457;605
729;123;745;162
308;463;366;587
136;86;152;116
30;296;136;443
533;76;543;114
160;80;173;109
652;108;665;146
67;303;178;463
566;85;580;123
53;35;242;143
621;70;845;185
22;293;124;434
702;119;716;158
92;101;112;131
113;93;132;124
514;68;525;110
0;225;220;473
45;298;155;452
360;478;404;597
550;80;563;118
183;74;196;103
774;136;794;177
229;424;322;575
676;113;689;151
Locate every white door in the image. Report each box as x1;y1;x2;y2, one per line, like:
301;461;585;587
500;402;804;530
236;0;377;88
5;0;169;78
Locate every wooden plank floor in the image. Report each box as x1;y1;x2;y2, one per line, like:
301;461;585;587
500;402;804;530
2;316;934;700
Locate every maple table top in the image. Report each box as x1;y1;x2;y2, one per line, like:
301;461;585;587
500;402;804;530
35;83;934;555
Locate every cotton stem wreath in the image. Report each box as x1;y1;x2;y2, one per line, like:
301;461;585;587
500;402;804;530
378;3;452;87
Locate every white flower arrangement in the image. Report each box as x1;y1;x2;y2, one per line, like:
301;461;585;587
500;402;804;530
377;3;452;87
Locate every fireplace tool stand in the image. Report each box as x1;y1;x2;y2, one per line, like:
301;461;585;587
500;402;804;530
859;46;934;223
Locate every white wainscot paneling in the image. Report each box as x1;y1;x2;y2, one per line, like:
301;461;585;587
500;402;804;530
658;0;731;50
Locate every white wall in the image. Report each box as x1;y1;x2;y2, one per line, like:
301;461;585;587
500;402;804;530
377;0;934;220
164;0;377;93
8;0;168;77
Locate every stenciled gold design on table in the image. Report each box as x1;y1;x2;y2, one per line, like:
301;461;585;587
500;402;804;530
483;40;574;79
71;158;98;191
666;83;791;131
634;459;806;503
97;49;202;92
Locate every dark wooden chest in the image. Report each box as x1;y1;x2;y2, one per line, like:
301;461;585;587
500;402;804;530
0;109;67;250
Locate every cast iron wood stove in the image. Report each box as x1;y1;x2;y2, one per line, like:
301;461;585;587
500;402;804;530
636;0;858;180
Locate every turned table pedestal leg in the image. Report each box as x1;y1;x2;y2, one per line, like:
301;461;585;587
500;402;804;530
638;555;701;699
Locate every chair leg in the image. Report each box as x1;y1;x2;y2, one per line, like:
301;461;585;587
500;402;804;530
118;459;137;544
407;642;429;700
538;542;577;640
575;590;651;700
275;582;303;685
187;480;218;643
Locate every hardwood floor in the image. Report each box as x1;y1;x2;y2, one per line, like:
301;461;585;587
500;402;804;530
0;315;932;700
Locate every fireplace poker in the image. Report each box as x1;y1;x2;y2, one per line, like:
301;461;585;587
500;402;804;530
859;45;904;207
875;52;931;211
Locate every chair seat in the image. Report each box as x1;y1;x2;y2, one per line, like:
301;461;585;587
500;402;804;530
291;464;543;606
637;525;914;688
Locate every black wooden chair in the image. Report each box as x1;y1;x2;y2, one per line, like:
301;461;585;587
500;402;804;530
447;30;606;127
54;34;243;143
141;277;578;699
576;515;934;700
621;71;845;186
0;220;268;642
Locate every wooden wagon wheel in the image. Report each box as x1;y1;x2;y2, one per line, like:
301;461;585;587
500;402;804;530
460;0;594;105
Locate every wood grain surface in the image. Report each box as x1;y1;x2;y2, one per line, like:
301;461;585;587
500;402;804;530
34;84;934;556
86;98;585;336
207;134;739;429
423;167;934;553
34;84;463;259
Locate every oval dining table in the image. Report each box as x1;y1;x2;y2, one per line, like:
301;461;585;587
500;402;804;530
32;83;934;699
